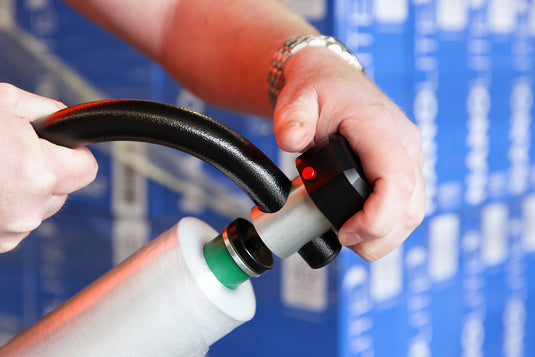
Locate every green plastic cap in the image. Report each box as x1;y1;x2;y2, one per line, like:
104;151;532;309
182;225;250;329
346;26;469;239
203;234;250;289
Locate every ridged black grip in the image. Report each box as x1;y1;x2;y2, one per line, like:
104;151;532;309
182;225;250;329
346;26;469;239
35;100;291;213
298;230;341;269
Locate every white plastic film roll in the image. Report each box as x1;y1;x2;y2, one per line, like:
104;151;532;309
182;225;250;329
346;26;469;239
0;217;256;356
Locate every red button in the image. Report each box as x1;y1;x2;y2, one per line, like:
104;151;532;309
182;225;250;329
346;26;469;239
302;166;317;181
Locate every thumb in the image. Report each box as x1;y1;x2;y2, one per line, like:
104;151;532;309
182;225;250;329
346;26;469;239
272;88;318;153
40;140;98;194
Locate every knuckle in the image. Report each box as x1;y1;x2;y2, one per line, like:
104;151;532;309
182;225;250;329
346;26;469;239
0;82;19;102
364;101;396;123
0;82;17;96
86;153;99;181
411;125;423;146
20;159;57;195
405;205;425;229
392;171;417;198
417;149;426;169
362;216;391;240
5;216;42;235
30;171;57;196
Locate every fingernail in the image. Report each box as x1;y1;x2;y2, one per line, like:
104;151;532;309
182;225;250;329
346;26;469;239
339;232;365;246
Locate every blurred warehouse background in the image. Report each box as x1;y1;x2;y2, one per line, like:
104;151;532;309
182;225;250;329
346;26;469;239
0;0;534;356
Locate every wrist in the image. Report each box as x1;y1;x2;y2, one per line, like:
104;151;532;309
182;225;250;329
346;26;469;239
267;35;364;107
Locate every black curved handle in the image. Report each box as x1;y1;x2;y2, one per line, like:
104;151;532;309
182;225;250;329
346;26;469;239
35;99;291;213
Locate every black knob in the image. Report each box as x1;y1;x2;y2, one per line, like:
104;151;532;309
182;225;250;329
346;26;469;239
298;230;341;269
295;134;372;268
296;134;372;229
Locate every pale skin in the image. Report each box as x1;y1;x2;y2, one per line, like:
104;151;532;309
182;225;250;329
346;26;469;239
1;0;425;261
0;83;98;253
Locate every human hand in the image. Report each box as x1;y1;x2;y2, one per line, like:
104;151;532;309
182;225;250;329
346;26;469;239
272;48;425;262
0;83;98;253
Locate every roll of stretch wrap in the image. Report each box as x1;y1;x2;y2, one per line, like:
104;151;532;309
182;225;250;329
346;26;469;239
0;217;256;357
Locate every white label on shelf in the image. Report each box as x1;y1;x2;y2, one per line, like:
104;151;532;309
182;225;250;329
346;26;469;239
370;246;403;302
374;0;408;24
112;217;150;265
281;253;328;312
414;84;439;215
488;0;517;34
24;0;59;36
343;264;372;316
0;0;14;29
284;0;326;20
465;82;491;206
481;202;509;266
461;314;485;356
406;246;430;293
176;88;205;115
522;194;535;252
437;0;468;31
112;142;148;218
530;1;535;35
503;298;526;357
508;79;533;195
429;214;460;282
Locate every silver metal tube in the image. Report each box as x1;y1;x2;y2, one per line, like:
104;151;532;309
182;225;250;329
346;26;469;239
0;217;256;357
251;177;333;258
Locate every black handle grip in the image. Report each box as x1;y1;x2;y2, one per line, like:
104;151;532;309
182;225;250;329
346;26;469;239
35;99;291;213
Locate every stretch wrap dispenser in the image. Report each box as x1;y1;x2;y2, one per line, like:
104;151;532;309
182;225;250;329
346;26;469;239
1;99;372;356
34;99;343;267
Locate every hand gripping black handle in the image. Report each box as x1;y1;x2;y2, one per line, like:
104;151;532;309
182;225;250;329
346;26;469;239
35;99;292;213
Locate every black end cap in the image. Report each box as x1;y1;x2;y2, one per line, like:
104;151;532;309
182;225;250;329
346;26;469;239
298;230;342;269
227;218;273;275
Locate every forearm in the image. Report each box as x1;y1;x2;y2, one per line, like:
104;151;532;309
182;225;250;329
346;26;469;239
62;0;172;59
160;0;318;116
64;0;319;116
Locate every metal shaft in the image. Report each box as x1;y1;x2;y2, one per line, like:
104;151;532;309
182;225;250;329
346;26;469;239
251;177;333;259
